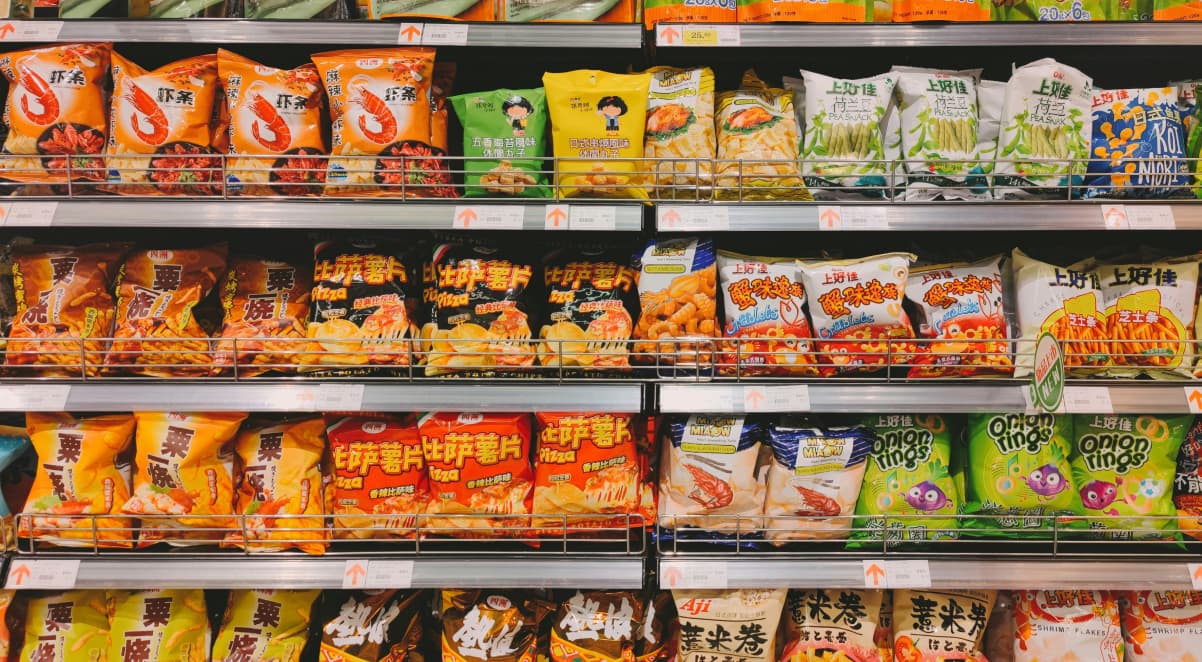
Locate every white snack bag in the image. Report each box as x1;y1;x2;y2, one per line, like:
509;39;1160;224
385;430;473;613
1123;590;1202;661
894;66;984;201
658;415;769;532
674;590;787;662
799;70;897;200
972;80;1006;199
1014;590;1122;662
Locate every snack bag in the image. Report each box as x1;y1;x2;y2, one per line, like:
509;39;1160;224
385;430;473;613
995;0;1107;18
644;66;716;196
1112;0;1152;18
6;242;128;377
1175;419;1202;540
1085;88;1188;199
1178;80;1200;137
893;590;994;662
0;427;30;518
783;589;883;662
1012;249;1108;376
108;590;209;662
442;590;554;662
534;413;642;531
799;71;896;199
658;415;768;533
893;0;987;20
369;0;493;19
213;590;319;662
418;413;534;536
450;87;549;198
717;251;817;377
673;589;787;662
715;70;809;201
501;0;637;21
964;414;1084;536
1071;414;1190;539
632;237;719;366
320;590;426;661
852;414;960;546
798;253;917;375
975;80;1006;176
218;49;327;197
539;245;639;371
0;43;109;185
1013;590;1122;662
327;415;427;539
878;592;895;662
739;0;867;21
22;413;135;547
1155;0;1202;17
16;591;110;662
907;256;1011;378
551;591;643;662
994;59;1093;198
895;67;984;201
764;420;873;543
1122;590;1202;660
1096;257;1198;377
543;69;651;199
638;591;678;662
214;255;312;376
228;417;327;555
644;0;733;31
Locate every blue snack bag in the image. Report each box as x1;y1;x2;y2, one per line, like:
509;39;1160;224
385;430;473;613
1085;87;1188;199
0;425;31;516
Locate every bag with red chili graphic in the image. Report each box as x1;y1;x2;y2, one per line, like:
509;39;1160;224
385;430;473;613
1121;590;1202;661
1013;590;1121;662
906;256;1011;378
533;413;643;531
327;415;428;540
717;251;817;377
893;590;994;662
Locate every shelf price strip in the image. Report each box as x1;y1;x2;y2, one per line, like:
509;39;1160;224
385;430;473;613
0;384;70;411
817;206;889;231
453;205;525;230
0;21;62;41
6;560;79;590
1102;204;1176;230
0;201;57;227
655;24;740;47
657;205;730;231
544;204;618;231
862;560;931;589
343;560;415;589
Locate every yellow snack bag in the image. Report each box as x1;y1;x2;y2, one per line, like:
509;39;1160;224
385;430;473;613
213;589;319;662
108;589;209;662
644;66;716;197
543;69;651;200
715;70;810;201
17;590;109;662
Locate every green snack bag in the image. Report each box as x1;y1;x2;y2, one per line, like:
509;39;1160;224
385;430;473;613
850;414;960;548
965;413;1085;536
1071;414;1190;540
994;0;1107;19
1111;0;1151;19
450;87;550;199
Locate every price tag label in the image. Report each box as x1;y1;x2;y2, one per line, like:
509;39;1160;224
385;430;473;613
1186;387;1202;414
661;561;728;589
884;560;932;588
1189;563;1202;590
4;202;57;226
0;21;63;41
7;560;79;589
366;560;415;589
658;386;737;413
1062;386;1113;414
422;23;469;45
0;385;70;411
453;205;525;230
818;206;888;231
657;205;729;231
1102;204;1129;229
544;204;569;230
1125;205;1176;230
742;385;810;413
343;561;369;588
316;384;365;411
397;22;424;44
684;25;740;46
569;205;617;231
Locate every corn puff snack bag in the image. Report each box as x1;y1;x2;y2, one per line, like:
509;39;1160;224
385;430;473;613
1013;590;1122;662
800;70;896;199
105;243;228;377
0;43;109;185
213;589;319;662
442;591;553;662
22;413;135;548
218;49;327;197
543;69;650;199
1012;249;1108;376
321;590;427;661
644;66;715;196
717;251;816;377
16;591;110;662
1084;87;1188;199
739;0;867;22
228;417;327;555
539;245;638;371
551;591;643;662
214;255;312;377
327;415;427;539
782;589;883;662
533;413;642;531
633;237;719;366
450;87;550;198
673;589;787;662
895;67;984;201
644;0;733;27
108;590;208;662
894;590;994;662
658;415;767;533
798;252;916;376
1095;257;1198;377
907;256;1011;378
1155;0;1202;17
893;0;987;20
715;70;808;201
1122;590;1202;661
6;242;128;377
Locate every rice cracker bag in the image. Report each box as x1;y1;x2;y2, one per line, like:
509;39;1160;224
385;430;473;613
1012;249;1108;376
1095;257;1198;377
109;590;209;662
783;589;884;662
213;589;319;662
907;256;1011;378
1122;590;1202;661
326;415;428;539
533;413;642;531
1013;590;1122;662
716;70;809;201
673;589;787;662
644;66;715;196
16;591;109;662
717;251;817;377
893;590;994;662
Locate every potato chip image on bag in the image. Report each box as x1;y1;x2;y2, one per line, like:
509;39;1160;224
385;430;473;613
539;245;638;371
109;589;209;662
644;66;715;196
213;589;319;662
214;255;312;377
327;415;427;539
716;70;809;201
16;590;110;662
450;87;550;198
534;413;642;531
658;415;768;533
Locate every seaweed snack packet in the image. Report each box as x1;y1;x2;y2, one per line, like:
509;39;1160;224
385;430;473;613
227;417;327;555
418;412;534;536
213;589;320;662
1175;419;1202;540
895;67;984;201
21;413;135;548
305;238;417;376
799;70;896;199
782;589;883;662
214;255;312;377
893;0;987;20
105;243;229;377
450;87;549;198
442;590;554;662
539;245;638;371
16;591;109;662
534;413;642;530
5;242;128;377
1012;249;1108;377
1095;257;1198;377
1085;88;1188;199
738;0;867;22
108;590;209;662
1013;590;1121;662
964;414;1084;536
852;414;960;546
632;237;718;367
1122;590;1202;661
320;590;426;661
715;70;809;201
658;415;767;533
798;252;917;376
673;589;787;662
543;69;651;199
906;256;1011;378
644;66;715;196
0;43;110;185
717;251;817;377
644;0;733;26
638;592;678;662
1071;414;1190;539
893;590;994;662
994;59;1093;199
1155;0;1202;17
218;49;327;197
327;415;428;539
552;591;644;662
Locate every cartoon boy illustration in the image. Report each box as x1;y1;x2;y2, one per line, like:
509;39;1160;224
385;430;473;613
597;96;627;136
502;95;534;137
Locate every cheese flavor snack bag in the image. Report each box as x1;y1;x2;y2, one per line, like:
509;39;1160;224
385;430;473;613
214;255;312;376
213;589;319;662
1096;257;1198;377
716;70;809;201
16;591;110;662
907;256;1011;378
644;66;715;196
674;589;787;662
658;415;767;533
544;69;651;199
1085;87;1188;199
783;589;883;662
894;590;994;662
539;245;638;371
1012;249;1108;376
1013;590;1122;662
533;413;642;530
327;415;427;539
1122;590;1202;661
800;70;896;199
717;251;817;377
895;67;984;201
633;236;719;366
109;590;209;662
450;87;549;198
551;591;643;662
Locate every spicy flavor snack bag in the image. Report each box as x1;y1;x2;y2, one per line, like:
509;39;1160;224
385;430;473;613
893;589;995;662
1085;88;1188;199
633;236;719;367
1175;418;1202;540
799;70;896;199
320;590;426;661
715;70;809;201
108;589;209;662
15;590;110;662
644;66;715;196
658;415;768;533
551;591;644;662
450;87;550;198
906;256;1011;378
1122;590;1202;661
782;589;883;662
1095;257;1198;377
213;254;312;376
327;414;428;539
533;413;643;531
894;67;985;201
539;244;638;371
1013;590;1122;662
1012;249;1108;376
212;589;319;662
673;589;787;662
442;590;554;662
717;251;817;377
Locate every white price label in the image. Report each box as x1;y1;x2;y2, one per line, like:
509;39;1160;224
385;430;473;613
0;202;57;226
656;24;740;46
1102;205;1129;229
1062;386;1113;414
1189;563;1202;590
453;205;525;230
397;23;424;44
0;385;70;411
342;561;369;588
658;205;729;231
818;206;888;231
7;560;79;589
422;23;469;45
659;386;738;413
569;205;617;231
316;384;365;411
366;560;415;588
661;561;728;589
544;204;569;230
884;560;932;588
1125;205;1176;229
743;385;810;413
0;21;63;41
1186;387;1202;414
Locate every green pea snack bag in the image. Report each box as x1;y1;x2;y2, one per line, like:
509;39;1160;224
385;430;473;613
799;70;897;200
993;0;1107;19
851;414;960;548
965;413;1084;536
450;87;550;199
894;67;985;201
1071;414;1190;540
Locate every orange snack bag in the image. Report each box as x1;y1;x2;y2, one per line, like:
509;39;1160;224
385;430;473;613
5;242;129;377
893;0;988;20
644;0;733;27
0;43;110;184
218;49;327;197
105;243;229;377
21;413;135;548
327;415;428;539
108;52;222;196
228;417;327;555
418;412;534;536
214;255;312;377
738;0;867;21
122;412;247;546
533;413;642;531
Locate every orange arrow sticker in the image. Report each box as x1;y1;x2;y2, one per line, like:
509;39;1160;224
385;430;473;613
863;562;885;587
658;26;680;44
1189;563;1202;590
6;559;78;589
544;204;569;230
663;565;682;588
9;564;28;586
343;561;367;588
1186;387;1202;414
397;23;424;44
